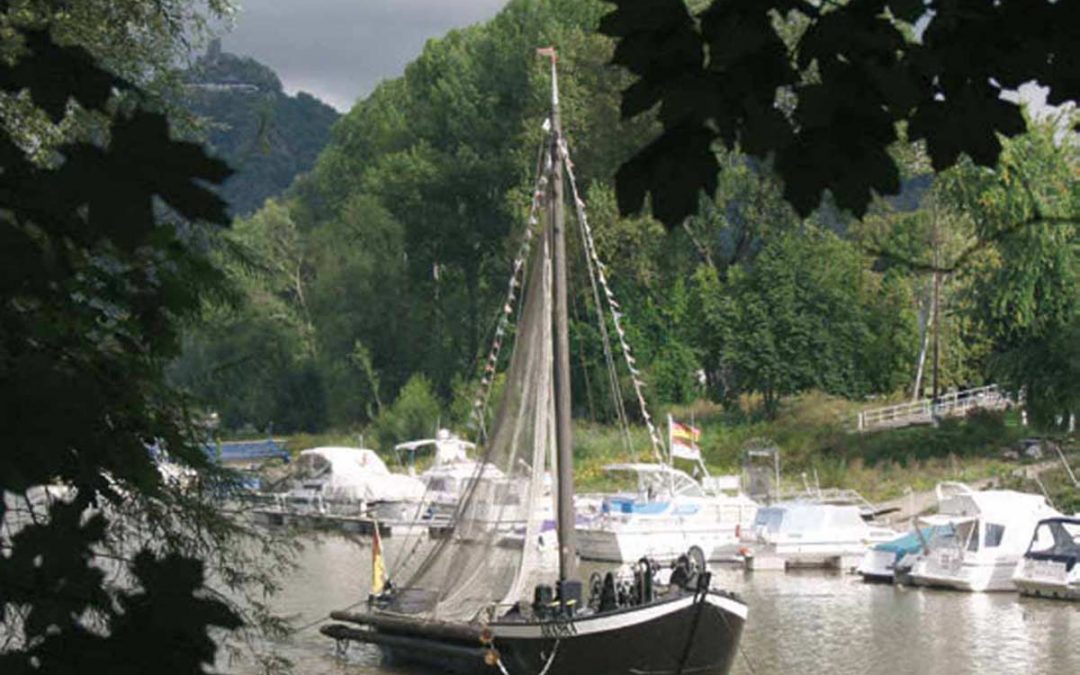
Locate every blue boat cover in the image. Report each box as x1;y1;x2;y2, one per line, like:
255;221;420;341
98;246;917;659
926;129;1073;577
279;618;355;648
603;497;671;515
204;439;290;464
874;526;949;554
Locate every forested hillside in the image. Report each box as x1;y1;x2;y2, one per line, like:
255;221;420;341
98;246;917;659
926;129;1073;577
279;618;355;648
183;42;339;216
171;0;1080;440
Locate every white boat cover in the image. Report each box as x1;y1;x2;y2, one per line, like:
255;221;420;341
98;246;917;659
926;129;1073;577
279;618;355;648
294;447;425;502
755;503;870;540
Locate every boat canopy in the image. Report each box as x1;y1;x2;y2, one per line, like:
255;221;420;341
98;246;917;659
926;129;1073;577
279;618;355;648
603;463;704;498
294;447;425;502
1025;517;1080;562
395;429;476;465
753;503;868;535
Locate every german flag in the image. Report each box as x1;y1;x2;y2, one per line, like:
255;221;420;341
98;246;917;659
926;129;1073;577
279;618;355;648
669;416;702;461
671;420;701;445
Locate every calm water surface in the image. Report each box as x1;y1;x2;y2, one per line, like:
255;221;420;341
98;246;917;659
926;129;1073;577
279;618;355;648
228;534;1080;675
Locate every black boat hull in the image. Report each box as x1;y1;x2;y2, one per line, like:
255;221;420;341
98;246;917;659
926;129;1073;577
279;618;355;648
374;590;746;675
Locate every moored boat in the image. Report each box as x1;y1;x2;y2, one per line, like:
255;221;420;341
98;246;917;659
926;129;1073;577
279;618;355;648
319;49;747;675
857;523;956;583
1012;516;1080;600
908;482;1061;592
576;463;756;563
742;502;896;571
268;446;426;521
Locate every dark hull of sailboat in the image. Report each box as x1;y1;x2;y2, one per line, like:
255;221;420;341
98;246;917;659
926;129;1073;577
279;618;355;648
370;590;746;675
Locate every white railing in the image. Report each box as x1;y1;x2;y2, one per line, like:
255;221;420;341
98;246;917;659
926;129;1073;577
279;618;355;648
856;385;1009;432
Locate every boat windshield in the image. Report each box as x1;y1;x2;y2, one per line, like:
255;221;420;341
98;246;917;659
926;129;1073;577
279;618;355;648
1027;519;1080;558
295;453;331;480
603;466;705;500
753;507;785;533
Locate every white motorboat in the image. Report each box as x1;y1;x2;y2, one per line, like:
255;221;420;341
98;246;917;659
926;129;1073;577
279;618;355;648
742;502;897;571
277;446;426;521
1012;516;1080;600
396;429;503;521
856;520;966;583
908;482;1060;592
575;463;758;562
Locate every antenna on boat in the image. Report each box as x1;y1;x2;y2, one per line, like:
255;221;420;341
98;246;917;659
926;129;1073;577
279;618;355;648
538;45;579;585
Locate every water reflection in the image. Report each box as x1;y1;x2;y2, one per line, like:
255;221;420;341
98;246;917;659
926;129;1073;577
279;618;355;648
227;534;1080;675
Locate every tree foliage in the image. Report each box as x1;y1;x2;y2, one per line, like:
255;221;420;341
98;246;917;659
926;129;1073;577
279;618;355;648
600;0;1080;226
0;14;284;672
174;0;1080;435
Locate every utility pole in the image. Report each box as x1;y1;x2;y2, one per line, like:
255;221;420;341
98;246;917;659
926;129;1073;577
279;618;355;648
931;200;942;405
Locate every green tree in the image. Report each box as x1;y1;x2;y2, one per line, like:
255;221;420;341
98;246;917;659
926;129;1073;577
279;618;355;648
601;0;1080;226
0;20;283;672
950;123;1080;425
695;226;916;415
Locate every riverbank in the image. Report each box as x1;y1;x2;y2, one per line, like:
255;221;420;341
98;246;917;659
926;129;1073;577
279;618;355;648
226;391;1077;505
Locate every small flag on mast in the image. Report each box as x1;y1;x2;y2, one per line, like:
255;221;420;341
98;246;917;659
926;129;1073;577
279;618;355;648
371;520;387;595
668;415;702;461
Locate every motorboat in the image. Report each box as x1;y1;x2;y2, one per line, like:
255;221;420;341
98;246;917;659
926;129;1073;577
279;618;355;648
908;482;1060;592
575;463;757;562
275;446;426;521
742;502;897;571
857;524;956;583
396;429;492;521
1012;516;1080;600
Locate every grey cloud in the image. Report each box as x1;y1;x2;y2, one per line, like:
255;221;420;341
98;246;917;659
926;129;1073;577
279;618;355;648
222;0;506;110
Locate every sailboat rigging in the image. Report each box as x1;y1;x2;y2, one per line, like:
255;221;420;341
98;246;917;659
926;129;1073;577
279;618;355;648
320;48;747;675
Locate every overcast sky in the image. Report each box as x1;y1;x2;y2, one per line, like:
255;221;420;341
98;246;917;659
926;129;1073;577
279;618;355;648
221;0;506;111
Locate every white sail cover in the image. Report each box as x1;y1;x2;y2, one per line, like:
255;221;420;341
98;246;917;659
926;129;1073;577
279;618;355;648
393;229;556;623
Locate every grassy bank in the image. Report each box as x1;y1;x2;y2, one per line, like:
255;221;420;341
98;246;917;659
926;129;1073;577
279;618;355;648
237;391;1076;504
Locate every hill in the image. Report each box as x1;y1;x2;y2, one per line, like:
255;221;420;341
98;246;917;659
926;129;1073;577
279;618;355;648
183;41;339;216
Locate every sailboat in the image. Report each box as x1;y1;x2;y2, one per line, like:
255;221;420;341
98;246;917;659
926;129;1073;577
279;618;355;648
320;49;747;675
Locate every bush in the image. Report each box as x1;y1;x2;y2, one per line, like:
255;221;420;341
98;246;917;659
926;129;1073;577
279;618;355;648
370;374;443;450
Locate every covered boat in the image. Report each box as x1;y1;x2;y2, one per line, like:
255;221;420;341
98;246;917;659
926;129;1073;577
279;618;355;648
1012;516;1080;600
908;482;1060;592
742;502;896;571
279;447;426;520
576;463;757;562
856;524;954;583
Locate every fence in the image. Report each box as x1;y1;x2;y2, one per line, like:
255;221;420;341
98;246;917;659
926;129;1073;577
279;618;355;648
856;385;1009;432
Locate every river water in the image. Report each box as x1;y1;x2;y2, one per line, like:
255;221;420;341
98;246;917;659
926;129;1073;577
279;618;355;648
227;534;1080;675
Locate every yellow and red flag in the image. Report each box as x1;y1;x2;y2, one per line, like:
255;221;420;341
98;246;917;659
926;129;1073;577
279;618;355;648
669;416;702;460
371;520;386;595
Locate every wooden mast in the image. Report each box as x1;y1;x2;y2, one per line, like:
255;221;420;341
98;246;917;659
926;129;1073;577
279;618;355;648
542;47;578;583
